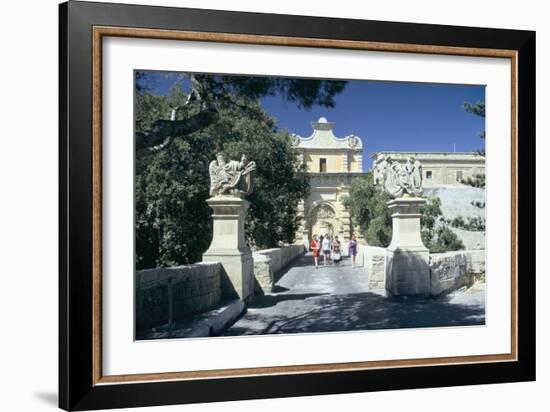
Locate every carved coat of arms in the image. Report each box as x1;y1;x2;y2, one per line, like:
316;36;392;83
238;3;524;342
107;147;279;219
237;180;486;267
209;153;256;197
373;154;423;198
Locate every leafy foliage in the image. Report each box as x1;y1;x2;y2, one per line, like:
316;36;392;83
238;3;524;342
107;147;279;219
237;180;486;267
470;200;486;208
135;79;311;269
345;175;464;253
343;173;392;247
451;215;486;232
463;100;486;154
463;101;485;118
461;173;485;188
421;198;465;253
135;72;347;151
426;225;465;254
198;74;347;109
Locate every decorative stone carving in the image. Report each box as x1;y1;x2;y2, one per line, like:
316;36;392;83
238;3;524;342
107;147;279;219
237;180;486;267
308;203;338;238
204;154;256;301
347;134;359;148
373;154;423;198
209;153;256;197
315;204;335;220
373;155;430;296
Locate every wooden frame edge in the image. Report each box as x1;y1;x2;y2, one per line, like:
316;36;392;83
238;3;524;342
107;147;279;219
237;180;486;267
511;51;519;361
92;27;103;385
96;353;515;385
94;26;517;58
91;26;519;386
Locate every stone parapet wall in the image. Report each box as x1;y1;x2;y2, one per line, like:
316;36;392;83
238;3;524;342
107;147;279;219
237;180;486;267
464;249;485;274
358;245;386;289
253;245;306;293
430;251;471;296
136;262;223;331
358;246;486;295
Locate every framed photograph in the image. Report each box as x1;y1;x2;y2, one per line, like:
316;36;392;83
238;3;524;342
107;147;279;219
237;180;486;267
59;1;535;410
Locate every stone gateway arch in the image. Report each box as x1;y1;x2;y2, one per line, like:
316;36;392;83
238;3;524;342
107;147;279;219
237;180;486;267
307;203;338;239
292;117;366;252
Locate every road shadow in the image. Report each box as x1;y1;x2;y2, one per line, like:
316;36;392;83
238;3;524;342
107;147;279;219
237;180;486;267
277;292;484;333
272;285;290;293
250;292;329;309
225;291;484;336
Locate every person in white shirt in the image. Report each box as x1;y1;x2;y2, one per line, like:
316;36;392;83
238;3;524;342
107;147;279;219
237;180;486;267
322;236;331;266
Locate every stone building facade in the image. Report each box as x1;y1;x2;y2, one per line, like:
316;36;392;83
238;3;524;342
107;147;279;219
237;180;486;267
293;118;365;250
371;152;485;188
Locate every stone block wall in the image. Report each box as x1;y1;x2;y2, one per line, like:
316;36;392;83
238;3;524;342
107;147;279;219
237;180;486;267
136;262;223;332
359;246;486;296
429;251;472;296
253;245;306;292
358;245;386;289
465;249;485;274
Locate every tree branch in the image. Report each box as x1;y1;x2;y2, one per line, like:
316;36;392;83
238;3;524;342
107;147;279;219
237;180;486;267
135;108;219;150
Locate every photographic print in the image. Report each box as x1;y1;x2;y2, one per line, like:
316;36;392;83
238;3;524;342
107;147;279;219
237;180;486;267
60;3;534;409
134;71;487;340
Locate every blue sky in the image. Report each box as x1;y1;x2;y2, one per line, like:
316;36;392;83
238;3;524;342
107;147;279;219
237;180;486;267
139;72;485;171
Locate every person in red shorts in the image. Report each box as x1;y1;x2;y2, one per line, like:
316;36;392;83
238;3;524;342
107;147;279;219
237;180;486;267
310;235;320;269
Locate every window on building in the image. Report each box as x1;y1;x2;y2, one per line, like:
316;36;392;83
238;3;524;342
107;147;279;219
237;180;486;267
426;171;433;179
456;170;464;181
319;158;327;173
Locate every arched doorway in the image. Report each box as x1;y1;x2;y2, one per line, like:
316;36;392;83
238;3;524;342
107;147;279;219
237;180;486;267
308;203;338;240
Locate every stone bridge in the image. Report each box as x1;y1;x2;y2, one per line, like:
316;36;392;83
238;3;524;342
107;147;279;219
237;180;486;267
223;253;485;336
136;246;485;339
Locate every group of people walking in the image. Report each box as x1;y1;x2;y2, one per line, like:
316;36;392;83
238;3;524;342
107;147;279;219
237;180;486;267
310;234;358;269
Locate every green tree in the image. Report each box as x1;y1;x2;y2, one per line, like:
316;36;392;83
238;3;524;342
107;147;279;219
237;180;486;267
421;197;465;253
463;100;486;154
462;100;486;186
135;85;310;269
344;175;464;253
461;173;485;188
135;72;347;151
343;172;392;247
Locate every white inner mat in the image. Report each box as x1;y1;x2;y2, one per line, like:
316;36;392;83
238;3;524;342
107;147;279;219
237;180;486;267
102;36;512;376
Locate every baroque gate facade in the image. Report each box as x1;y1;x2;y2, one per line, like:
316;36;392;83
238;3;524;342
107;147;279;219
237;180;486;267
292;117;366;253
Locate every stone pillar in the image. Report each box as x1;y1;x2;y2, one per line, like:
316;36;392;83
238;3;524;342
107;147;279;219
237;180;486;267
203;196;254;301
385;197;430;296
356;150;363;171
342;151;349;172
295;200;309;248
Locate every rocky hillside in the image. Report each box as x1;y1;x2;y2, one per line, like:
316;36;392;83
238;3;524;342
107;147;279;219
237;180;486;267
424;186;486;250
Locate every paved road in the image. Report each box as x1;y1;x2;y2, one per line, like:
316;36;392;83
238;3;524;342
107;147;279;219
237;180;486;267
223;253;485;336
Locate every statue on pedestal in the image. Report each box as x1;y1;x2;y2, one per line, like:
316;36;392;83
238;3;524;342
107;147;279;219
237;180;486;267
373;154;423;198
204;154;257;300
209;153;256;197
373;154;430;296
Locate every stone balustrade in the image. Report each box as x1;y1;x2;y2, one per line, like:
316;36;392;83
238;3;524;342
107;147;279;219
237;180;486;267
253;245;306;293
358;245;387;289
429;251;472;296
358;245;486;296
136;244;307;335
136;262;224;333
